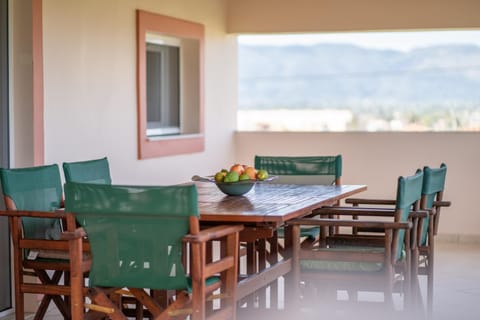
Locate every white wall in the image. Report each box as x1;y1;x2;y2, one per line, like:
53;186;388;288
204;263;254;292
41;0;238;185
12;0;480;241
235;132;480;240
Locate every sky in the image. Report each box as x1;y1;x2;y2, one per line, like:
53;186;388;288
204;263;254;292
238;30;480;52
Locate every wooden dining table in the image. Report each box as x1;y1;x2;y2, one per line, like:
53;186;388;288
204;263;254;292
194;181;367;309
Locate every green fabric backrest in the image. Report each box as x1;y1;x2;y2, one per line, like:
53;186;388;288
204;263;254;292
420;163;447;245
0;164;63;240
64;182;198;290
254;155;342;185
394;169;424;260
63;157;112;184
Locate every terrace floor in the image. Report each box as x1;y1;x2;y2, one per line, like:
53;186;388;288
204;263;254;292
1;240;479;320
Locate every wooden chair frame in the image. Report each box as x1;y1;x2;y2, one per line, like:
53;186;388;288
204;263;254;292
344;170;451;315
289;214;415;314
64;215;243;320
290;170;425;315
0;205;89;320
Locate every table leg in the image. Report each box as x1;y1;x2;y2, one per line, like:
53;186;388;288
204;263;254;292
245;241;257;307
267;233;279;309
283;224;295;310
258;239;267;308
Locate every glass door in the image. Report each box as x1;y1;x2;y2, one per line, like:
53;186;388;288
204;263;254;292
0;0;12;313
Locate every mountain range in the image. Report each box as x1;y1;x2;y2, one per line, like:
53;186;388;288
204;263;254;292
238;43;480;111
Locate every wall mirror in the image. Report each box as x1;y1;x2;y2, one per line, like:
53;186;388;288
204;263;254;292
137;10;204;159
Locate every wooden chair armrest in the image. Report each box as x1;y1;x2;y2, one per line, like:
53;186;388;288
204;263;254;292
409;210;430;219
289;218;412;230
184;224;244;243
0;209;69;219
20;239;70;250
345;198;397;206
19;228;90;261
434;200;451;207
187;225;243;284
313;206;396;217
61;227;87;240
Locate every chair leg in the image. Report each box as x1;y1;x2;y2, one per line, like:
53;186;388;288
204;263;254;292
427;252;434;317
36;270;71;319
89;288;126;320
34;294;70;320
14;288;23;320
410;248;421;313
13;266;24;320
134;300;143;320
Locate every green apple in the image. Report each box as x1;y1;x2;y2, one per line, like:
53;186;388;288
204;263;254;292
239;173;250;181
256;169;269;180
224;171;239;183
214;172;225;183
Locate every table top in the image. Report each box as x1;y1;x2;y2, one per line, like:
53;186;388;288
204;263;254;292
195;182;367;225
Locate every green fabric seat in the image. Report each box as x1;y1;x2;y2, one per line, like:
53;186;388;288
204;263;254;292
255;155;342;241
0;164;73;319
65;182;214;290
420;163;447;246
0;164;63;241
301;246;385;272
63;157;111;184
65;181;240;320
393;170;424;260
64;182;243;319
186;276;220;293
300;247;407;272
255;155;342;185
277;224;320;239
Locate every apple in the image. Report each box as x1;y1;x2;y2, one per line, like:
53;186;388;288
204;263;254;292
214;171;226;182
224;171;240;183
239;173;250;181
256;169;269;181
244;167;257;180
230;164;245;175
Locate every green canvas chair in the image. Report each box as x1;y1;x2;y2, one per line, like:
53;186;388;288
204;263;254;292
0;164;83;320
64;182;242;320
289;169;424;314
343;164;450;315
416;164;451;314
255;155;342;241
62;157;111;184
237;155;342;309
255;155;342;186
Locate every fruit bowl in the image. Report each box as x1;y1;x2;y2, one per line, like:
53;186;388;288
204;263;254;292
215;180;256;196
191;175;276;196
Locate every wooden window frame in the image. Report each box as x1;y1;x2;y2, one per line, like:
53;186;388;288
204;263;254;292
136;10;205;159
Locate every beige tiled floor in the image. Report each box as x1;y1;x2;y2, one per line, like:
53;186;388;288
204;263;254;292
428;241;480;320
1;241;479;320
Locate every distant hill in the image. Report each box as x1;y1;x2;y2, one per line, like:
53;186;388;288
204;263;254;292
238;43;480;110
